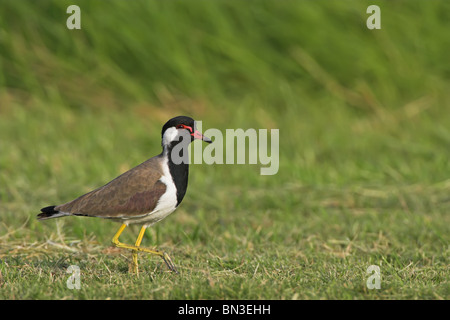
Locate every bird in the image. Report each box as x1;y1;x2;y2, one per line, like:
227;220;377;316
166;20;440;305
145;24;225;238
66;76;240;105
37;116;212;274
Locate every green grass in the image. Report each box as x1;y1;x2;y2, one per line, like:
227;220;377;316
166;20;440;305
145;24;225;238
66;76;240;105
0;0;449;299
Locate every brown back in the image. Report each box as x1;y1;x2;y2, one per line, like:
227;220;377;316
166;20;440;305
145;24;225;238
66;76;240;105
56;155;167;218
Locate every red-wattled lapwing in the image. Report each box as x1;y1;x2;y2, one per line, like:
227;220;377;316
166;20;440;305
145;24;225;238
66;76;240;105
37;116;212;273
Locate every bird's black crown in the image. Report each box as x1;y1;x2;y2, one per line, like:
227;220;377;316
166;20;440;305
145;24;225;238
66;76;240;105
161;116;196;137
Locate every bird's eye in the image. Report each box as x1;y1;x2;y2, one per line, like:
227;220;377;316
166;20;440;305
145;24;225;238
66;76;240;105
176;124;193;132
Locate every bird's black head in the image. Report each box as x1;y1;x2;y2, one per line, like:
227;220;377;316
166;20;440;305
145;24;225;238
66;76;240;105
161;116;212;147
162;116;195;137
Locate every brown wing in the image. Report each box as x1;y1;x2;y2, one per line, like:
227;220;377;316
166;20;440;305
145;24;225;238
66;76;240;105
55;156;167;218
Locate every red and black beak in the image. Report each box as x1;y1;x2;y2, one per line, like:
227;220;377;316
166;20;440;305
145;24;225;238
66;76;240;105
191;130;212;143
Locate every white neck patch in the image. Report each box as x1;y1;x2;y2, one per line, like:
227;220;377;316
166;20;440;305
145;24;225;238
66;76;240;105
162;127;179;146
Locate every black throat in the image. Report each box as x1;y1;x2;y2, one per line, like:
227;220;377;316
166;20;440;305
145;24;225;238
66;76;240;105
164;140;190;207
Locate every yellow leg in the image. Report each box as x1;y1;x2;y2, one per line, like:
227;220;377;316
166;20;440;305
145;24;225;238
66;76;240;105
111;223;178;273
132;226;147;274
112;223;127;244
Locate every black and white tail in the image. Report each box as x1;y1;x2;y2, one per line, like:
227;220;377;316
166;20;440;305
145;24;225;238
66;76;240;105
37;205;68;220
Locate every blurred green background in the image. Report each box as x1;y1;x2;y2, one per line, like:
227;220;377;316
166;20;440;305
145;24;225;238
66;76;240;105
0;0;449;299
